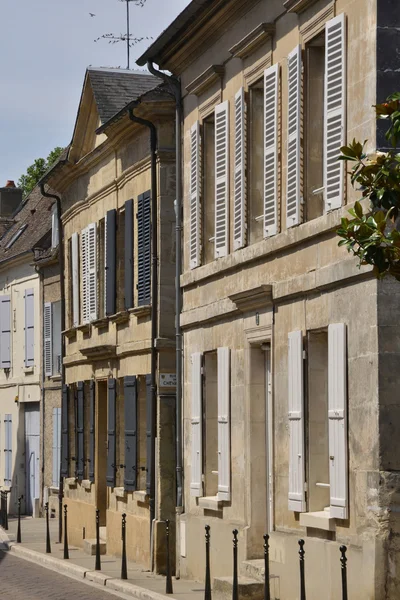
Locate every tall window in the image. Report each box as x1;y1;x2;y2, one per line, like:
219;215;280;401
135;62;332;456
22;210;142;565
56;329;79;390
248;79;264;244
203;352;218;497
98;218;105;318
304;33;326;221
117;208;126;313
202;114;215;264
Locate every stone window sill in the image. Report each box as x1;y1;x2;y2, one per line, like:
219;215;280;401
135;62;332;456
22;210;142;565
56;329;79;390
198;496;225;511
63;327;77;340
133;490;148;503
129;305;151;318
24;366;34;374
50;374;61;381
114;487;126;499
65;477;77;488
82;479;92;491
299;510;336;531
49;486;59;493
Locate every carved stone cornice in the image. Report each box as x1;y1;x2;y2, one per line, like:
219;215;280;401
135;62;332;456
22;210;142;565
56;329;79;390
284;0;320;13
80;345;116;361
186;65;225;97
229;285;273;312
229;23;275;59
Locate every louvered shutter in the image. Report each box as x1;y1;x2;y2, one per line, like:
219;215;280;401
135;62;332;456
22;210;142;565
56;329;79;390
71;232;80;327
264;64;279;237
215;102;229;258
0;295;11;368
190;353;203;497
145;373;153;496
328;323;348;519
24;288;34;367
324;14;346;212
137;193;151;306
105;209;116;315
217;347;231;501
190;121;201;269
288;330;306;512
76;381;85;480
52;407;61;487
44;302;52;376
124;376;137;491
61;384;69;477
107;378;116;487
4;414;12;486
286;46;302;228
89;380;95;482
234;88;246;250
124;199;134;309
87;223;98;321
81;228;88;324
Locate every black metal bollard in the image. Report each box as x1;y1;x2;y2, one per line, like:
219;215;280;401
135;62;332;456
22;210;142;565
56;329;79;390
165;519;173;594
0;491;3;527
95;508;101;571
121;513;127;580
298;539;306;600
340;545;348;600
232;529;239;600
204;525;212;600
45;502;51;554
17;496;22;543
263;534;270;600
4;491;8;531
58;488;63;544
63;504;69;559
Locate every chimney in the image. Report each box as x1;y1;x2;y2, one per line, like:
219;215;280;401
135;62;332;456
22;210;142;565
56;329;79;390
0;181;23;217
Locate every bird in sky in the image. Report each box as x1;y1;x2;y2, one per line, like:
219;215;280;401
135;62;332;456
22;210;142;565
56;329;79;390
89;12;96;17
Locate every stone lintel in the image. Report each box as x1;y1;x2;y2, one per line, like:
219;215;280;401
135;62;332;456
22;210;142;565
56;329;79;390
229;22;275;59
284;0;320;13
186;65;225;97
229;285;273;312
80;345;116;360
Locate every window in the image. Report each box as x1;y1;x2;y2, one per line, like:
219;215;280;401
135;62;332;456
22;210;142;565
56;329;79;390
5;224;28;249
98;218;106;318
0;295;11;368
69;233;79;328
202;114;215;264
191;348;231;501
117;208;125;313
304;32;325;221
51;203;59;248
248;79;264;244
24;289;34;367
52;407;61;487
288;324;348;520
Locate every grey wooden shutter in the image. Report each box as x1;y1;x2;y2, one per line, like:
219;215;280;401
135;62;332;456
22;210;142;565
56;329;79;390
137;192;151;306
89;380;95;482
105;209;116;316
234;88;246;250
4;414;12;486
76;381;85;480
288;330;306;512
124;199;134;309
52;407;61;487
324;14;346;212
214;101;230;258
0;295;11;368
44;302;53;376
286;45;302;228
145;374;153;495
61;384;69;477
124;376;137;491
24;288;34;367
107;378;116;487
190;121;201;269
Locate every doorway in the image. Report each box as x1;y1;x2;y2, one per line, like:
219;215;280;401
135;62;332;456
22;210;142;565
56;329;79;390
96;380;108;524
25;403;40;515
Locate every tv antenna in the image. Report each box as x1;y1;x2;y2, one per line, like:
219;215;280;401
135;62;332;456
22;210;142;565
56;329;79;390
94;0;150;69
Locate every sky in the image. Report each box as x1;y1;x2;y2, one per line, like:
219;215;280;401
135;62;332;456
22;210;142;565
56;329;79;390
0;0;191;187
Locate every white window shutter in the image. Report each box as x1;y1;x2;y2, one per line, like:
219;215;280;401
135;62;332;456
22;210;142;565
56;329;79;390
286;45;302;229
51;203;59;248
24;288;35;367
44;302;53;376
328;323;348;519
288;330;306;512
215;101;230;258
71;232;79;327
0;295;11;368
81;227;88;324
264;64;279;237
87;223;98;322
218;347;231;501
234;88;246;250
190;352;203;497
190;121;201;269
324;14;346;212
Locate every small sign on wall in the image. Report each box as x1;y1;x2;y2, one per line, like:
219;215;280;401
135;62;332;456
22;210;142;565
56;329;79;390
159;373;177;388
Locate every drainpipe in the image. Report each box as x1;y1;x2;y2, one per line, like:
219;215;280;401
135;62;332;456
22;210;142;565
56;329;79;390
40;184;65;545
146;61;184;514
128;104;158;563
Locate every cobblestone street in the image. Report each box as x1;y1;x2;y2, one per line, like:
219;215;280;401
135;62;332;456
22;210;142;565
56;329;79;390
0;551;126;600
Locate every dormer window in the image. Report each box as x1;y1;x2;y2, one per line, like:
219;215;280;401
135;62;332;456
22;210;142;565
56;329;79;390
5;224;28;249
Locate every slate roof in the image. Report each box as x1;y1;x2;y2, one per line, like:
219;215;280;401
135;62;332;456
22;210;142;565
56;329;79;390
0;185;53;265
88;68;158;124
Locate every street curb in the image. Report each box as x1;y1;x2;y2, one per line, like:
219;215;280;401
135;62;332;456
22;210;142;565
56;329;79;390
0;526;10;550
5;540;176;600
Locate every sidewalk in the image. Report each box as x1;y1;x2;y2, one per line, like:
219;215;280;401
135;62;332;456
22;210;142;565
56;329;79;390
0;517;205;600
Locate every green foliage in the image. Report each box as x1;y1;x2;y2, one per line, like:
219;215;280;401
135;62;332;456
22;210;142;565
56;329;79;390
17;146;64;198
337;95;400;280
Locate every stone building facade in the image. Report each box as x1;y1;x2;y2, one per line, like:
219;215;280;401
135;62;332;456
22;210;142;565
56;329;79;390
138;0;400;598
45;68;177;570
